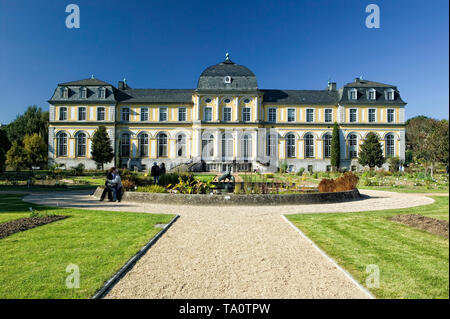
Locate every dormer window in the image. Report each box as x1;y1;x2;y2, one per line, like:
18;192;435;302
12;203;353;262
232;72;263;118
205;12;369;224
60;87;68;99
224;76;232;84
80;87;87;99
349;89;358;100
385;89;395;100
368;89;376;100
98;87;106;99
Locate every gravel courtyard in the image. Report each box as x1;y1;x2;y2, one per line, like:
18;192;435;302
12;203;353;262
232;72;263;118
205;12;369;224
23;190;435;299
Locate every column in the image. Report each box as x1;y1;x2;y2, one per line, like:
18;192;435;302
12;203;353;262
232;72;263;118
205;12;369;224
214;129;221;160
233;97;239;122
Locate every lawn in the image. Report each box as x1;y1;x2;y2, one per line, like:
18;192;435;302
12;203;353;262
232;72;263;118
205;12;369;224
286;196;449;299
0;194;174;299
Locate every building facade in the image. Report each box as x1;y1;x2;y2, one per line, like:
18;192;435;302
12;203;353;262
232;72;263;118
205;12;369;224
48;55;406;172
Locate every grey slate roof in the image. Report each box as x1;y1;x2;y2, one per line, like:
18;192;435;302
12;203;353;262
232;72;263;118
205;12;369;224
338;78;406;105
197;59;258;91
261;90;339;105
59;78;113;86
115;89;194;103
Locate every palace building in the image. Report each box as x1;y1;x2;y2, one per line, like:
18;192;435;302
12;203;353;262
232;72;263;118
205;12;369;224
48;54;406;173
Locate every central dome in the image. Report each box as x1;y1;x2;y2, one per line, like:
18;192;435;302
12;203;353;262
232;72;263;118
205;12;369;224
197;55;258;91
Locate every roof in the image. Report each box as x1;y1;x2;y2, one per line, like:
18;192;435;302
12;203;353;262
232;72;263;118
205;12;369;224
116;89;194;103
59;78;113;87
261;89;339;105
197;57;258;91
338;78;406;105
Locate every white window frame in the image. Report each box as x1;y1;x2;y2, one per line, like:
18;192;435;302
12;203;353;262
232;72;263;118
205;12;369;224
287;108;296;122
178;107;186;122
349;108;358;123
242;107;251;122
176;134;187;157
349;88;358;100
306;109;314;123
97;107;105;121
368;108;377;123
159;107;168;122
385;89;395;101
204;107;212;122
387;109;395;123
81;87;87;99
368;89;376;100
304;133;315;158
78;107;86;121
121;107;130;121
140;107;149;122
268;107;277;123
223;107;232;122
59;107;67;121
324;108;333;123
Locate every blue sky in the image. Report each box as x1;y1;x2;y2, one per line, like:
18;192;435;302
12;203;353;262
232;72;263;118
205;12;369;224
0;0;448;123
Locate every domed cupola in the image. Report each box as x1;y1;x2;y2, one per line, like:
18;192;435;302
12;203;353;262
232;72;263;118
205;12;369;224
197;53;258;91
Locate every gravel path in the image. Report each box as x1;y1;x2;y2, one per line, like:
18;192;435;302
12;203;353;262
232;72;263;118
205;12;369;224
23;190;434;299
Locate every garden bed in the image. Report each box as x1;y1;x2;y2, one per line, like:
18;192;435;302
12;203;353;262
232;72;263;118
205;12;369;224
0;215;68;239
93;187;361;206
390;214;449;239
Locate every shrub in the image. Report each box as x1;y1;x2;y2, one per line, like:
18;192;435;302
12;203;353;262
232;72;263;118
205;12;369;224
121;179;136;191
312;172;318;179
297;167;305;176
136;185;167;193
265;173;274;179
159;172;193;187
388;156;401;172
234;183;243;194
71;163;85;176
318;179;336;193
279;160;288;173
318;172;359;192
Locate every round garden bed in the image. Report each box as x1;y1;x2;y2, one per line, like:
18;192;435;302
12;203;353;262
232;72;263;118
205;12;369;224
93;187;361;206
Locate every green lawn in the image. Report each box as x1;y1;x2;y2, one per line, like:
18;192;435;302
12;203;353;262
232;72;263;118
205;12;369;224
193;173;217;183
0;194;174;299
286;196;449;299
358;185;449;193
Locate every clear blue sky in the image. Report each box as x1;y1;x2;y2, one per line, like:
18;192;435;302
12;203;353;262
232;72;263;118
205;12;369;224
0;0;448;123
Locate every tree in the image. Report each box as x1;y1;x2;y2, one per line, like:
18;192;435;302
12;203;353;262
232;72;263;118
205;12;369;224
0;147;5;172
358;132;385;169
5;141;27;170
0;128;11;154
330;122;340;171
23;133;47;169
91;126;114;170
6;106;49;145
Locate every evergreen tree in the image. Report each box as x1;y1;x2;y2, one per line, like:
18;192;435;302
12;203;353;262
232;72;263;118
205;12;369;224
6;106;49;145
330;122;340;171
0;128;11;153
0;147;5;172
358;132;385;169
91;126;114;170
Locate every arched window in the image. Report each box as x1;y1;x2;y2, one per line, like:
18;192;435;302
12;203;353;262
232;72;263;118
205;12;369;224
386;134;395;157
222;133;233;159
157;133;168;157
266;134;276;157
139;133;149;157
202;134;214;158
120;133;130;157
76;132;86;157
286;133;296;158
323;134;332;158
348;134;358;158
304;133;315;158
177;134;186;157
57;132;67;157
241;134;252;160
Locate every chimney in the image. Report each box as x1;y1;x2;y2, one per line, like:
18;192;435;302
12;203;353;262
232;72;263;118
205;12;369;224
327;82;336;91
118;81;125;90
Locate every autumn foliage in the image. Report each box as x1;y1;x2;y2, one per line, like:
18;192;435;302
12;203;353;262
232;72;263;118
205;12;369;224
318;172;359;193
